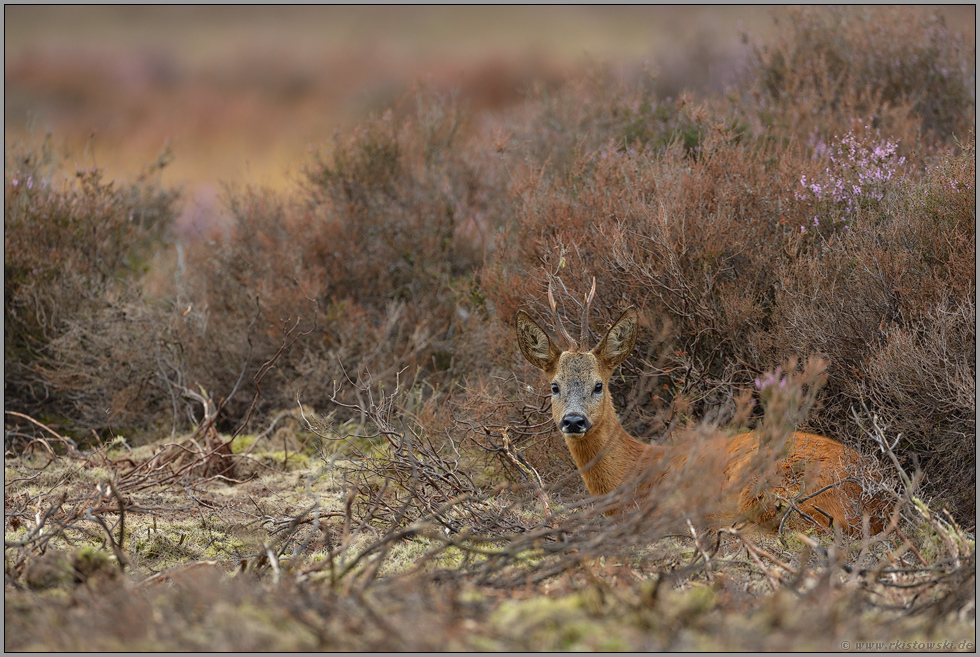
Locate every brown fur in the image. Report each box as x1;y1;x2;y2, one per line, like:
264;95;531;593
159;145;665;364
516;306;885;535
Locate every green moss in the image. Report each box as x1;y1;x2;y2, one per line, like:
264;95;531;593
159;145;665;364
916;523;948;563
670;584;717;621
133;531;197;564
201;534;250;561
378;535;447;576
72;546;119;583
236;436;313;470
267;451;310;469
5;524;30;546
489;594;622;650
230;434;258;454
493;593;582;623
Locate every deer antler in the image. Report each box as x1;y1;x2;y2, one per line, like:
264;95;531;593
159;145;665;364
580;277;596;350
548;280;578;350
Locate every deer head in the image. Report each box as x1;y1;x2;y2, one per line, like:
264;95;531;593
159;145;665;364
516;282;638;440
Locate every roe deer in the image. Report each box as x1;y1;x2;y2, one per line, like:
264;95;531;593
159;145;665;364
516;282;884;535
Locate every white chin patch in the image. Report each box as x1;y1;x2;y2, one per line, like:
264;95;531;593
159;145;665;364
561;430;587;437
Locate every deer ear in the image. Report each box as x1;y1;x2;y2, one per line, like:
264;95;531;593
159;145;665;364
594;307;638;370
516;310;562;373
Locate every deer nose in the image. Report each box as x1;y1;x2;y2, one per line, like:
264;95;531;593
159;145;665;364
560;413;591;435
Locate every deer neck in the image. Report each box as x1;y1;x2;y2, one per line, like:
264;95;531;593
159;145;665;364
563;405;661;496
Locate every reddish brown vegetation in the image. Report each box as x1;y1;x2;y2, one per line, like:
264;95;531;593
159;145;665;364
5;7;975;527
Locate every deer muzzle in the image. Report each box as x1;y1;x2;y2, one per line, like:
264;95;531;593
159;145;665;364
559;413;592;435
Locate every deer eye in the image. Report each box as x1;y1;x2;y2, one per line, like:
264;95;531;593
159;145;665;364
551;383;560;395
593;382;603;394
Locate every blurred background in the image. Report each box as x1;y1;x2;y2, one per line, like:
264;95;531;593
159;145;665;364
6;6;777;235
5;6;974;234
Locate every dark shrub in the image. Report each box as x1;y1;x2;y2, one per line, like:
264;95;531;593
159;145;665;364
4;138;178;433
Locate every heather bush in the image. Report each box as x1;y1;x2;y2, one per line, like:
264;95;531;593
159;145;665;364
483;116;813;431
178;93;512;426
747;6;975;147
479;58;974;523
4;138;179;432
815;138;975;520
795;130;906;232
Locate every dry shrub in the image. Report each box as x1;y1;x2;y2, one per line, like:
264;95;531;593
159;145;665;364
494;66;709;187
39;301;195;434
479;38;974;522
747;6;975;146
4;138;178;434
3;10;975;653
771;136;976;522
858;300;975;517
178;91;512;427
482;117;809;442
